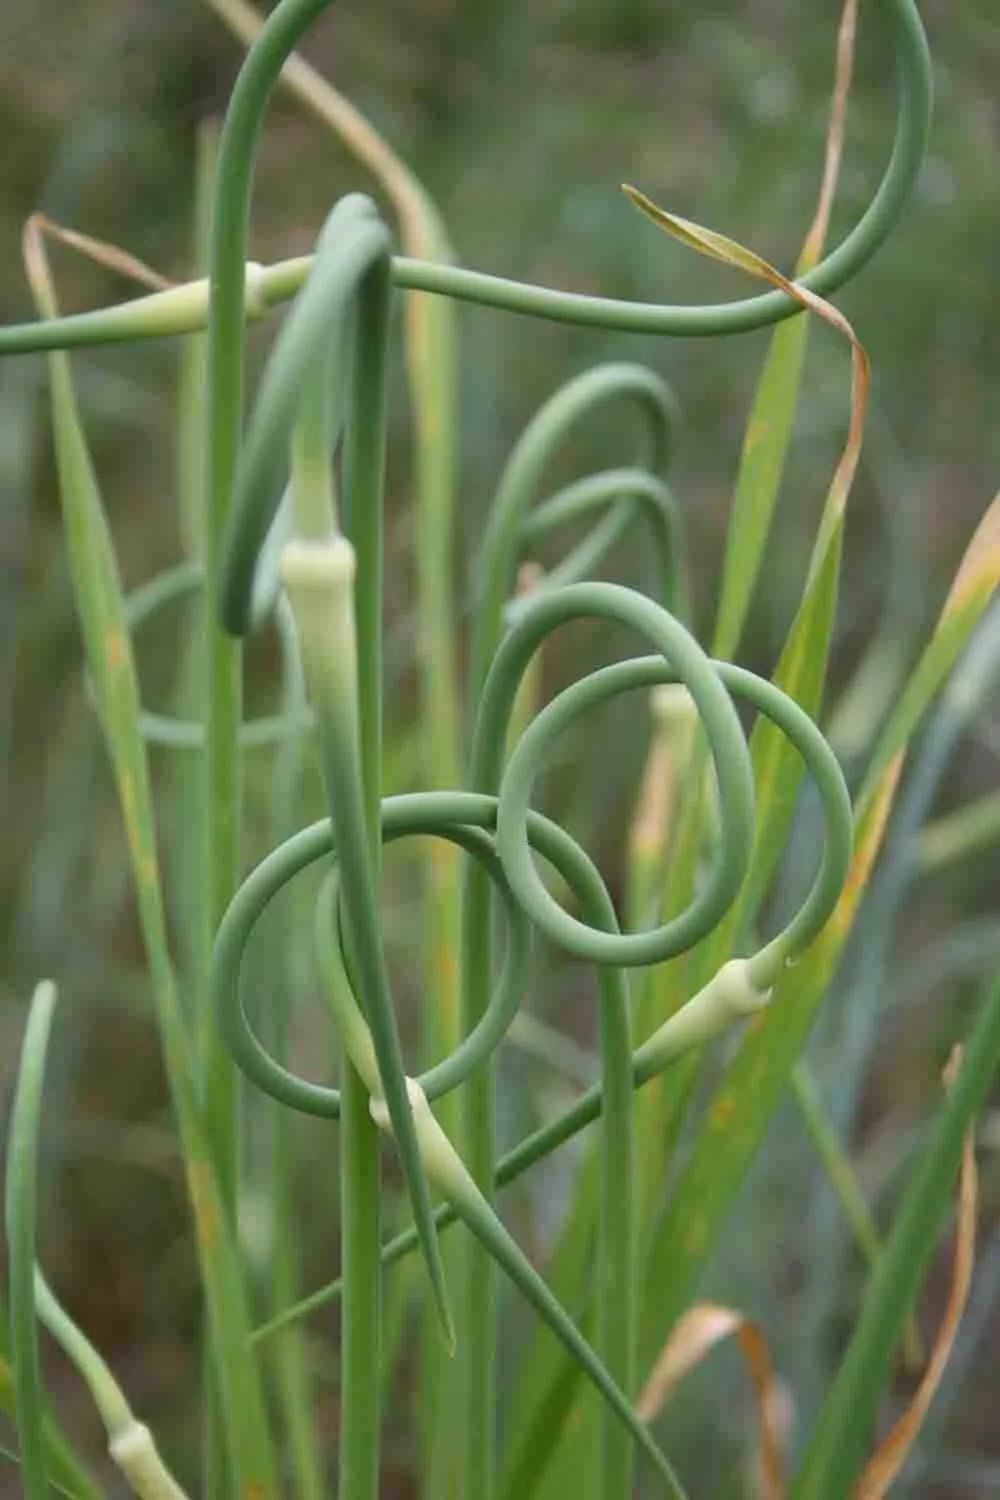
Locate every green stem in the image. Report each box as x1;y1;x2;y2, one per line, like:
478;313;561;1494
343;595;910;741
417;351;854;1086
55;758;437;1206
339;1059;382;1499
0;0;931;352
375;1082;689;1500
263;599;326;1500
248;943;771;1346
598;944;635;1499
198;17;351;1490
311;859;683;1498
239;631;853;1341
26;240;277;1498
289;310;387;1497
282;534;453;1337
6;982;57;1500
35;1276;191;1500
517;467;686;617
199;0;340;1243
469;365;677;699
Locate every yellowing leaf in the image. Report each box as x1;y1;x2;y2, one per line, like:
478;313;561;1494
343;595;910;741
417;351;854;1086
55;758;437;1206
943;486;1000;615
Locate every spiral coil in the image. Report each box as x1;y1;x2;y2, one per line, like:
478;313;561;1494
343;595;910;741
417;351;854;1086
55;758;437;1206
193;4;930;1472
13;0;930;1489
197;151;868;1487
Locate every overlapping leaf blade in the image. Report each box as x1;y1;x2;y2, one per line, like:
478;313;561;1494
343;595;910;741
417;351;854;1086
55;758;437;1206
24;223;278;1499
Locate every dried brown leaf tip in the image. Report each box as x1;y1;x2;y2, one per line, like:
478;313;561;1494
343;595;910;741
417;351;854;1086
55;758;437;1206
621;185;869;531
637;1039;978;1499
26;212;172;293
637;1301;790;1500
799;0;858;269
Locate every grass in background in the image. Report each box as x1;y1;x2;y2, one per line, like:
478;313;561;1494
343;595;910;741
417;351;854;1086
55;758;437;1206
2;1;1000;1497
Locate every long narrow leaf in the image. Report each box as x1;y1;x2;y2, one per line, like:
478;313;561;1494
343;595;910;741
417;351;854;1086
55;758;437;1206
712;0;858;659
793;991;996;1499
641;753;901;1352
24;221;278;1499
201;10;468;1483
5;981;58;1500
640;482;1000;1357
516;136;871;1493
853;1054;977;1500
6;989;136;1500
862;489;1000;801
627;0;863;1027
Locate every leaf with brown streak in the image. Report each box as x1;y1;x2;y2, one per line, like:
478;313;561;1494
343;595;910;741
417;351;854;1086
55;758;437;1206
638;1303;789;1500
853;1048;978;1499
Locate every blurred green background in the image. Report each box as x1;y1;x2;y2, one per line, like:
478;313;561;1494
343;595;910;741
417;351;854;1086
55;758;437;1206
2;0;1000;1495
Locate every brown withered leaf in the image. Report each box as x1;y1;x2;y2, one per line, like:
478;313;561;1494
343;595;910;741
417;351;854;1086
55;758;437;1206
28;213;172;291
637;1302;789;1500
622;184;869;544
799;0;858;268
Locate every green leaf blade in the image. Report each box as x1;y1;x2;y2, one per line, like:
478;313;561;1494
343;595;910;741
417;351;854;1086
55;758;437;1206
30;241;280;1496
793;974;1000;1498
